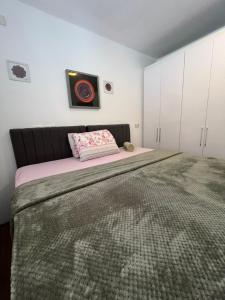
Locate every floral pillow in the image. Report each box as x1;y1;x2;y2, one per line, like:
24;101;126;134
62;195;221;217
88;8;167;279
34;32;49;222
72;129;119;161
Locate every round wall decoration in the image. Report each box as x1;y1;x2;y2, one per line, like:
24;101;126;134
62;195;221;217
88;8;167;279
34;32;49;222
105;82;112;92
104;80;113;94
11;65;27;79
74;79;95;103
7;60;31;82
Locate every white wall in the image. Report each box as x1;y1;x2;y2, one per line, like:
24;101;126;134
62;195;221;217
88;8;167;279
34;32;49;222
0;0;153;224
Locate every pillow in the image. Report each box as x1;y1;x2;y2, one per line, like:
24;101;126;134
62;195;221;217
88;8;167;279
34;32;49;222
68;133;80;158
73;129;119;161
123;142;135;152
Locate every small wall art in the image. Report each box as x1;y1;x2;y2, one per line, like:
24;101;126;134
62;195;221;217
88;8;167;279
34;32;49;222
104;81;113;94
7;60;31;82
65;69;100;109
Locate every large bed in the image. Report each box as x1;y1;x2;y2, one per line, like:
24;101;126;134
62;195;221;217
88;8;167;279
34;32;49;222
10;124;225;299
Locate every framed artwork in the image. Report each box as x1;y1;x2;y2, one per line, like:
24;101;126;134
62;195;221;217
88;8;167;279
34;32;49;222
65;69;100;109
7;60;31;82
104;81;113;94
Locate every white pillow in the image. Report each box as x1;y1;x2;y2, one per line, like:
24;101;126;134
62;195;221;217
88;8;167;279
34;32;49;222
68;133;80;158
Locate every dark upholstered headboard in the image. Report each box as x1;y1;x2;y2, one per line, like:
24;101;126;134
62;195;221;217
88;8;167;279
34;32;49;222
10;124;130;168
10;126;85;168
86;124;130;147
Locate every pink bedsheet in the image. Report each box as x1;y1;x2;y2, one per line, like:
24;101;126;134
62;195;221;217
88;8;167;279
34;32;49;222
15;147;153;187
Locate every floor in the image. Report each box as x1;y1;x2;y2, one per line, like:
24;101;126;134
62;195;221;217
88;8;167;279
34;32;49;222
0;223;11;300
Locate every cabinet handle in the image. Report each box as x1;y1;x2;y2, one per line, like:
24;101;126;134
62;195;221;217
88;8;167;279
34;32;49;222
159;128;161;143
199;127;203;146
156;128;159;143
204;128;208;147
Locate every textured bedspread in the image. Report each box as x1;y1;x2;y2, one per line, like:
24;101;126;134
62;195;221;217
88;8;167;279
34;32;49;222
11;150;225;299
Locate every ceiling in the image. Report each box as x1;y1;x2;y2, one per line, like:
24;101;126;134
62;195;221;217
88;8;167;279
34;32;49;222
19;0;225;58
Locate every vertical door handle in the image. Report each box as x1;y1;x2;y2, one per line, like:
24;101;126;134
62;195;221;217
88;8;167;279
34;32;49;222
159;128;161;143
204;127;208;147
199;127;203;146
156;128;159;143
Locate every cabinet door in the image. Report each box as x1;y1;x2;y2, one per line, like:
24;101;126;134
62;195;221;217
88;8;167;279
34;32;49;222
204;31;225;159
180;38;213;155
143;63;161;148
159;52;184;151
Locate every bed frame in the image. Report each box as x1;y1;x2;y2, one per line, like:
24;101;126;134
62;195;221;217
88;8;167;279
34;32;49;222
10;124;130;168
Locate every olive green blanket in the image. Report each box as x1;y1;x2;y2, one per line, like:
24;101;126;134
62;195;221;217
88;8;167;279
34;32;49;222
11;150;225;299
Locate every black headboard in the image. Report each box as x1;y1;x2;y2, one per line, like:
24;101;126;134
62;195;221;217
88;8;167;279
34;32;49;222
10;126;85;168
86;124;130;147
10;124;130;168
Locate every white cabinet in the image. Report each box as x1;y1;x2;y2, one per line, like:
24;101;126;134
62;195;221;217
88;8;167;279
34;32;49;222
160;52;184;151
203;31;225;159
180;38;213;155
143;63;161;148
144;27;225;159
143;52;184;151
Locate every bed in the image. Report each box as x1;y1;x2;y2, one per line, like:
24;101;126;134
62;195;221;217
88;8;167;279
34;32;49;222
10;124;225;299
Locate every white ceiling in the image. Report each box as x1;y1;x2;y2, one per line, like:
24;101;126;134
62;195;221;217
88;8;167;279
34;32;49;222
19;0;225;58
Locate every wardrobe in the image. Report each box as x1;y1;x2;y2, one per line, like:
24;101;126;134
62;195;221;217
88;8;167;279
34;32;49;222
143;28;225;159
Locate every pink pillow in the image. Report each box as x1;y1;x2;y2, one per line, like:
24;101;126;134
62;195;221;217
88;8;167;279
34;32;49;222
73;130;119;161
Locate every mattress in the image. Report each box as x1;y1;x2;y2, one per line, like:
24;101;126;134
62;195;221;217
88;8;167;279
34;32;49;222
15;147;152;187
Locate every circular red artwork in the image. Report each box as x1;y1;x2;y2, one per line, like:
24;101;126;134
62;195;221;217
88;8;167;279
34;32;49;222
74;79;95;103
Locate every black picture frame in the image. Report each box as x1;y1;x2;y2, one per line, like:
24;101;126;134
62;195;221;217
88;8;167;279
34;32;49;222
65;69;100;109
